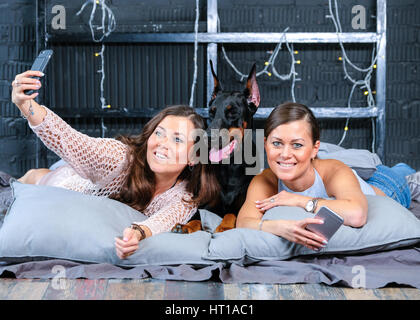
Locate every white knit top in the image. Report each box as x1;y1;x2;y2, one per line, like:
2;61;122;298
29;106;197;235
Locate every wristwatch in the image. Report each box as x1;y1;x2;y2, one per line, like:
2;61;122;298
305;198;322;213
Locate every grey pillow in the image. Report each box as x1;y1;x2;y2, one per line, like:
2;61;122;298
318;142;382;179
0;181;214;267
204;195;420;265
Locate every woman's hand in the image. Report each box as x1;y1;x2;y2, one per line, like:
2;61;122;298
274;218;328;251
114;227;141;259
255;190;308;212
11;70;43;108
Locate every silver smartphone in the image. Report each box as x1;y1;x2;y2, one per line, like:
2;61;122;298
306;206;344;241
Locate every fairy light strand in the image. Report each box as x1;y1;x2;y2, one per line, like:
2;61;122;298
219;19;300;102
327;0;378;149
76;0;116;137
219;0;378;151
189;0;200;106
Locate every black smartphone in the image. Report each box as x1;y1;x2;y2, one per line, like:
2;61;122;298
24;49;53;95
306;206;344;241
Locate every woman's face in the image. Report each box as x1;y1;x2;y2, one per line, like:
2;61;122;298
264;120;320;182
147;116;197;176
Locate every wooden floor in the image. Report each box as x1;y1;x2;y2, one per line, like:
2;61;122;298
0;278;419;300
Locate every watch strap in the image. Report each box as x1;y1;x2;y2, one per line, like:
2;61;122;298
130;223;146;241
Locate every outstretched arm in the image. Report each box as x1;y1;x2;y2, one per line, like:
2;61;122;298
11;71;129;186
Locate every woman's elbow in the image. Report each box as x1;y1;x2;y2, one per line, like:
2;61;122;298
348;208;367;228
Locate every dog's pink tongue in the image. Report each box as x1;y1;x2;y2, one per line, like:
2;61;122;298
209;140;237;162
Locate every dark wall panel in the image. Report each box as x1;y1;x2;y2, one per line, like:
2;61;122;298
1;0;419;178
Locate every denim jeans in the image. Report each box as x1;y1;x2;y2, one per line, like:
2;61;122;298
367;163;415;208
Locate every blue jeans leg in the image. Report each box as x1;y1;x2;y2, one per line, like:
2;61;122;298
367;163;415;208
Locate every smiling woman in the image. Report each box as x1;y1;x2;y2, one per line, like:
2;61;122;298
236;102;418;251
10;70;220;259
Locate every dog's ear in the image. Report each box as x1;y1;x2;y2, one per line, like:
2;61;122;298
209;60;222;105
244;63;260;108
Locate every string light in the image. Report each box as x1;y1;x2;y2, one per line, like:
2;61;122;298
189;0;199;107
76;0;116;137
219;21;300;102
328;0;378;149
76;0;116;42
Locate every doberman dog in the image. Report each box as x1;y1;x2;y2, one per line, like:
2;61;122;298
172;61;261;233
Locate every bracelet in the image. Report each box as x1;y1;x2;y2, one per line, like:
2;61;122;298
258;219;264;231
21;101;34;119
130;223;146;241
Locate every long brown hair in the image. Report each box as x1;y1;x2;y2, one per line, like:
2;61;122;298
111;105;220;212
264;102;320;144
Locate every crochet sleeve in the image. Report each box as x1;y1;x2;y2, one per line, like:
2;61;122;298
29;106;129;187
135;191;198;236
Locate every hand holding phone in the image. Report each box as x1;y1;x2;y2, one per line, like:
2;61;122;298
305;206;344;241
24;49;53;95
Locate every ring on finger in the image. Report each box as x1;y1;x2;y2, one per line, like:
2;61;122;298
270;197;275;203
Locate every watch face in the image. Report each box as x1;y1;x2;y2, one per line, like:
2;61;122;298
305;200;314;212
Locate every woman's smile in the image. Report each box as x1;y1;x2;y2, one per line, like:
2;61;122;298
153;149;169;161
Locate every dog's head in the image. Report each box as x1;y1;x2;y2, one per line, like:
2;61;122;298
207;61;260;163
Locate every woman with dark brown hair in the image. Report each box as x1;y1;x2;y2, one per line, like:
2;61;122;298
10;70;219;259
237;102;417;251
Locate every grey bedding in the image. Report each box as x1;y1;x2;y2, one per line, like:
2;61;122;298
1;201;420;289
1;245;419;289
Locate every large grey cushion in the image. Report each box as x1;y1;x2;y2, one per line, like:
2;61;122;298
204;195;420;265
0;181;213;267
318;142;382;179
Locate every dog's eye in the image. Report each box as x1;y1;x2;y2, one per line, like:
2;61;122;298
209;106;217;119
225;108;239;120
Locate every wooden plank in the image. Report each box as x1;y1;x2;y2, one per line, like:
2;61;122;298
143;279;166;300
42;279;108;300
223;283;252;300
0;279;18;300
6;279;49;300
249;284;278;300
163;280;225;300
72;279;108;300
42;279;77;300
375;288;419;300
341;288;381;300
399;288;420;300
274;284;347;300
1;278;418;300
104;279;165;300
